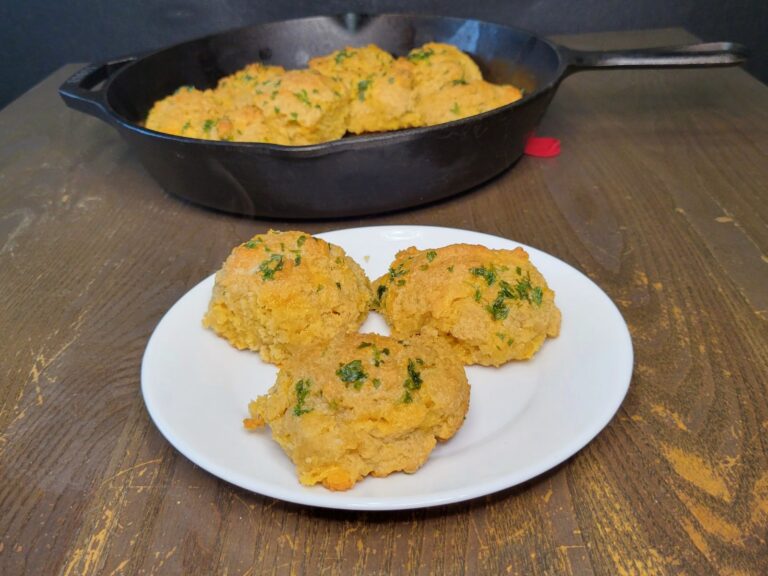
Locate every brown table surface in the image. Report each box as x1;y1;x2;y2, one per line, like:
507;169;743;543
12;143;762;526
2;27;767;575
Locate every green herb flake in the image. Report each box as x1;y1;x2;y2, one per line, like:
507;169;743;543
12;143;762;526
486;296;509;320
470;265;496;286
450;102;461;115
258;253;284;280
404;359;423;390
388;76;395;84
372;378;382;389
274;106;281;114
388;264;407;282
426;250;437;262
336;282;342;289
293;379;313;416
294;89;311;106
396;279;406;286
290;112;298;121
474;288;482;302
336;359;368;390
203;119;216;133
369;344;390;367
408;47;435;62
181;121;191;133
297;235;307;247
447;265;454;272
531;286;543;306
294;254;301;266
357;78;372;102
357;342;373;349
419;264;429;271
452;78;468;86
334;48;356;64
244;237;263;249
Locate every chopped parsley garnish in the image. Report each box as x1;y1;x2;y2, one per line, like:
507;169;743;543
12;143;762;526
408;47;435;62
334;48;356;64
447;265;454;272
531;286;544;305
357;341;389;366
258;253;284;280
357;78;372;101
274;106;280;114
452;78;468;86
372;378;382;389
336;360;367;390
244;237;263;249
402;358;424;403
426;250;437;262
294;89;311;106
297;235;307;247
483;273;544;320
290;112;298;121
486;295;509;320
294;254;301;266
419;264;429;271
470;265;497;286
474;288;482;302
293;379;312;416
388;264;407;282
203;119;216;133
181;121;191;133
450;102;461;115
375;284;388;305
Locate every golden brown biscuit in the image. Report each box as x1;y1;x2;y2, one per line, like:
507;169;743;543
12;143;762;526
145;86;222;139
417;80;523;126
245;333;470;490
251;70;350;145
406;42;483;95
203;231;372;364
310;45;424;133
373;244;560;366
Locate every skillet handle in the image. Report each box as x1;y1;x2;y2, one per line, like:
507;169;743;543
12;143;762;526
59;57;136;123
564;42;748;72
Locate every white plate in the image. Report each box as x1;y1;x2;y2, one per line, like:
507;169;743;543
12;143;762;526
141;226;633;510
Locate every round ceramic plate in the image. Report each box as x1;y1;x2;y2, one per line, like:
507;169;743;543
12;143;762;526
141;226;633;510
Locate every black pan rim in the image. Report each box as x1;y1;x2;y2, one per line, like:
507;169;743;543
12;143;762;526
103;12;568;154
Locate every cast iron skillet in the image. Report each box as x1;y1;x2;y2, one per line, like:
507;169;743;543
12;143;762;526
59;13;747;218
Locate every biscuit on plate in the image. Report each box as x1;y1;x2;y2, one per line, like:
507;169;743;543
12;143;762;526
245;333;470;490
373;244;560;366
203;230;372;364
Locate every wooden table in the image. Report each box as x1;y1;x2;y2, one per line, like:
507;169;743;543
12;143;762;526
2;28;766;575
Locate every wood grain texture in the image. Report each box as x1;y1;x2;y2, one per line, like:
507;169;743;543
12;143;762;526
1;28;766;576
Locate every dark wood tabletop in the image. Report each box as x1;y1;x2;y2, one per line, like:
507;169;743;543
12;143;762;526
2;28;767;575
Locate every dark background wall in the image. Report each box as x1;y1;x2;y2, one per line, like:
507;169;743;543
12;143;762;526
1;0;765;109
